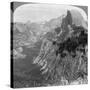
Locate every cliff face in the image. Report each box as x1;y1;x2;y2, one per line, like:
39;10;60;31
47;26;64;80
55;10;72;42
32;10;88;85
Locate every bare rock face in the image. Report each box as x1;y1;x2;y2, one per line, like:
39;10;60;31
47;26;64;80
32;10;87;85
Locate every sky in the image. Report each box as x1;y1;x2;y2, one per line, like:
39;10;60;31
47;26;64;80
13;3;88;23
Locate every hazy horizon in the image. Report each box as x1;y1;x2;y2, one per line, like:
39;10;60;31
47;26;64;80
13;4;87;23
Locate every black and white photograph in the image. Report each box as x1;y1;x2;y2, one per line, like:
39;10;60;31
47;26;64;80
10;2;88;88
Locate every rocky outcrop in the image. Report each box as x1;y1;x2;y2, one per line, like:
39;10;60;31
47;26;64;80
32;10;88;85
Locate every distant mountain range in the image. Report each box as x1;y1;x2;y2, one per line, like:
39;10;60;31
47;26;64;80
12;9;87;49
